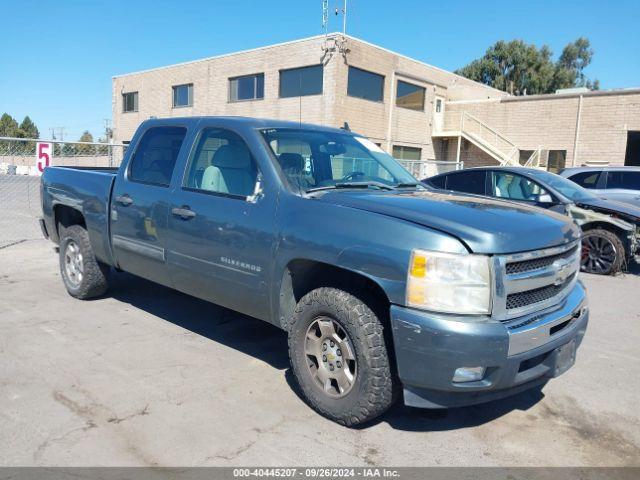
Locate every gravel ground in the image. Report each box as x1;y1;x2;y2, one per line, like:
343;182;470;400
1;240;639;466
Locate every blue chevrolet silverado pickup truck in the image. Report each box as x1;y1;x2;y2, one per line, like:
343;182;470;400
40;117;588;426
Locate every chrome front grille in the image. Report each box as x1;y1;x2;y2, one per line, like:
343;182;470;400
506;272;577;310
492;240;581;321
505;246;579;275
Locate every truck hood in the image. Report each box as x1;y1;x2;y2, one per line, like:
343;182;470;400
316;190;580;254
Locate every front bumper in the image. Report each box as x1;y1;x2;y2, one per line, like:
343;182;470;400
391;281;588;409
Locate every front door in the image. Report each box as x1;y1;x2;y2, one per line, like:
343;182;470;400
433;96;445;133
166;127;277;321
110;125;188;286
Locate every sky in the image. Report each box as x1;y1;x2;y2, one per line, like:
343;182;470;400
1;0;638;141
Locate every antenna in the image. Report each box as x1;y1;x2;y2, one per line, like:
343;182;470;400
322;0;329;36
333;1;347;35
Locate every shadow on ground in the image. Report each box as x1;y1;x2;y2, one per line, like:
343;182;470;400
108;270;544;431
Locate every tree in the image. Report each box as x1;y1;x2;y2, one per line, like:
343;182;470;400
76;130;94;155
456;38;599;95
18;116;39;139
0;113;19;137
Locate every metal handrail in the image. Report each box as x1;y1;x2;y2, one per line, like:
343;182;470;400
460;111;518;151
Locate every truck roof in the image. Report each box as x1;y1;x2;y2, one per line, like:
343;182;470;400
140;116;355;135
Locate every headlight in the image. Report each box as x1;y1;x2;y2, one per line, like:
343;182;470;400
407;249;492;314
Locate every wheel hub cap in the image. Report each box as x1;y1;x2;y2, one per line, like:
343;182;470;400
304;317;357;398
64;240;84;287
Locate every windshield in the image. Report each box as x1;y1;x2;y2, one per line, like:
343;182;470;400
528;170;598;202
260;128;419;192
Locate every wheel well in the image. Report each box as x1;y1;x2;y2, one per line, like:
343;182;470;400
54;205;86;238
581;221;631;256
278;259;391;329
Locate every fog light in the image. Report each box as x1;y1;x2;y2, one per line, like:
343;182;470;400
453;366;486;383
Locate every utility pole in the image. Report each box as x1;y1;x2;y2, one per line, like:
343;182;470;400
103;118;112;143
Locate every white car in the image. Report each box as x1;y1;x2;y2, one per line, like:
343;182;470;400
559;166;640;207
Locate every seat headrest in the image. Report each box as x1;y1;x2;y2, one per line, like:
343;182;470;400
279;153;304;173
212;143;251;169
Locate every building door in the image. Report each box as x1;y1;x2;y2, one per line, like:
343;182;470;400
625;131;640;166
433;96;445;133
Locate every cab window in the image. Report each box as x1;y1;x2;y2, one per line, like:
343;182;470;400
128;126;187;186
183;128;258;198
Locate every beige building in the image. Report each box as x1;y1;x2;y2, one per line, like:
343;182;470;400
112;34;640;172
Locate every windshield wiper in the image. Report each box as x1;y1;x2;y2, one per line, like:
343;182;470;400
395;182;421;188
306;181;396;193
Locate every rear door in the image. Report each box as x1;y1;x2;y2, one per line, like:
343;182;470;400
165;125;278;320
110;125;188;286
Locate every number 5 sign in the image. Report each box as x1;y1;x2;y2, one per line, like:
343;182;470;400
36;142;53;174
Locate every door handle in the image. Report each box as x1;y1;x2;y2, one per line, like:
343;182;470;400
172;206;196;219
115;194;133;206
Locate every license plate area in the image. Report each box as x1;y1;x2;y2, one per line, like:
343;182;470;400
554;339;577;376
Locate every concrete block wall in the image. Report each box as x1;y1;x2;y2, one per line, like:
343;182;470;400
446;91;640;167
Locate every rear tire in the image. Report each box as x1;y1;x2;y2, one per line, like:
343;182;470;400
287;287;396;426
59;225;110;299
581;228;625;275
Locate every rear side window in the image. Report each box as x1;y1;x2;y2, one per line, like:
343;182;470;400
428;175;446;189
569;171;601;188
606;171;640;190
128;126;187;186
445;171;486;195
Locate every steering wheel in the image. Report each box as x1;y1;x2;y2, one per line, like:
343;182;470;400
341;171;366;182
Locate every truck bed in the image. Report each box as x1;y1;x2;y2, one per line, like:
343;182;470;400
41;166;117;265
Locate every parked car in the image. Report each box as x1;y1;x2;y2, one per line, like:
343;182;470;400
40;117;588;426
424;166;640;275
559;166;640;207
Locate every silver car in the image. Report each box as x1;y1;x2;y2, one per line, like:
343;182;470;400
559;166;640;207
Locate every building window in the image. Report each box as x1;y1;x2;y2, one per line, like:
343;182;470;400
229;73;264;102
122;92;138;113
392;145;421;160
547;150;566;173
172;83;193;108
279;65;323;98
347;66;384;102
396;80;425;111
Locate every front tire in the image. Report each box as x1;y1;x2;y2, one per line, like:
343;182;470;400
581;228;625;275
59;225;110;299
287;287;396;426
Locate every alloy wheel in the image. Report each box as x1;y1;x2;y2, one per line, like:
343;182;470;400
581;235;616;274
304;317;357;398
64;240;84;287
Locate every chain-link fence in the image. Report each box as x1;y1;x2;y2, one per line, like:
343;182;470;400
0;137;126;249
398;159;464;180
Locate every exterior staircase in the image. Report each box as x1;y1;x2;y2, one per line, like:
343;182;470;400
434;111;543;168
